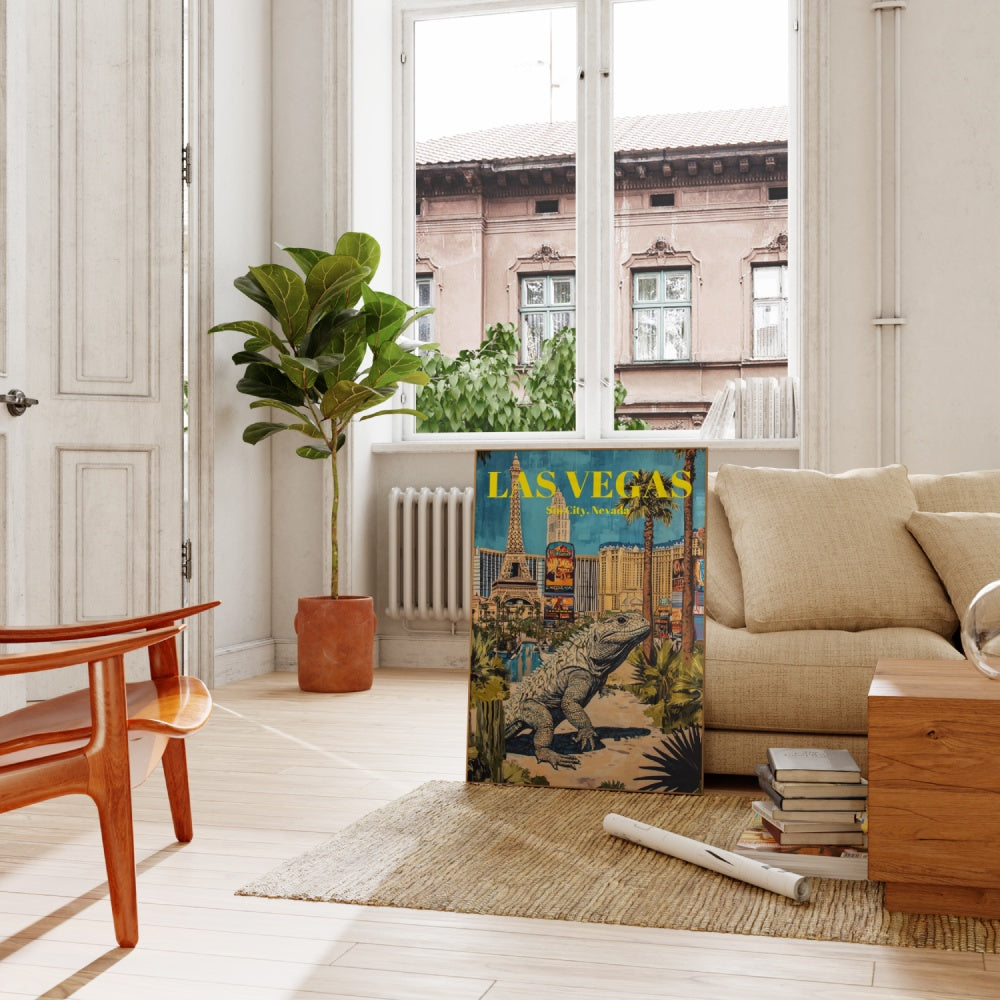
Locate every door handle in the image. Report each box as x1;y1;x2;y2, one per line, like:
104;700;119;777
1;389;39;416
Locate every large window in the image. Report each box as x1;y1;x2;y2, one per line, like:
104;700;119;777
632;269;691;362
401;0;791;437
521;274;575;363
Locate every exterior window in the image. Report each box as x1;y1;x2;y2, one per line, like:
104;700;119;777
415;275;434;344
520;274;575;363
752;264;788;359
632;269;692;362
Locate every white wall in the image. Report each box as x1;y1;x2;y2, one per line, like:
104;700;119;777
210;0;276;683
213;0;1000;675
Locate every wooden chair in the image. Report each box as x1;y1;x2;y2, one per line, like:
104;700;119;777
0;601;219;947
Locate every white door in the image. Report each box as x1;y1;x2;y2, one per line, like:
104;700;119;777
2;1;185;700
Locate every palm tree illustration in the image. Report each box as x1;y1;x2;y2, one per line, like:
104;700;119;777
680;448;699;662
613;469;680;659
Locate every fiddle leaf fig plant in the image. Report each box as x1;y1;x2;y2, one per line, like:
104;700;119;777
209;231;431;598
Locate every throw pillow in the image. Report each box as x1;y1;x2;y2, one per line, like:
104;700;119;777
715;464;958;636
705;474;746;628
911;470;1000;512
906;511;1000;620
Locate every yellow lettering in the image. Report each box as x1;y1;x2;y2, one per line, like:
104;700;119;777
646;470;670;497
516;471;533;498
671;469;693;497
488;472;508;498
592;471;612;498
566;470;590;498
616;470;640;497
535;470;557;499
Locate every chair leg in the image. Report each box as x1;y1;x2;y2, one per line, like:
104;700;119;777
87;655;140;948
94;783;140;948
161;739;194;842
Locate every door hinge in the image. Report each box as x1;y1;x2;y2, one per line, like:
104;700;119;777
182;539;193;581
182;143;193;186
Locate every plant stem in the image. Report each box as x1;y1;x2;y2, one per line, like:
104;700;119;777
330;443;340;598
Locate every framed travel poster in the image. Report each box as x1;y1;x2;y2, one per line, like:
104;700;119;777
467;448;707;793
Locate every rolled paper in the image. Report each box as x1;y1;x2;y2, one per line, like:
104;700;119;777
603;812;811;903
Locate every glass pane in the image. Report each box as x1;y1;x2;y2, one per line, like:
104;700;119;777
413;7;577;433
753;301;786;358
416;279;431;308
752;265;782;298
417;315;433;343
522;313;545;363
634;310;659;361
612;0;789;432
635;274;658;303
551;277;573;305
522;278;545;306
551;311;573;334
662;308;690;360
662;271;690;302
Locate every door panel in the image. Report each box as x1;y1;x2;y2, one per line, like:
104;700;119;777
12;0;184;701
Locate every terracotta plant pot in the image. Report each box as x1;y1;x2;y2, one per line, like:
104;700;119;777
295;595;375;693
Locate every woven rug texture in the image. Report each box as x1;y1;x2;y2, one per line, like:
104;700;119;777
237;780;1000;952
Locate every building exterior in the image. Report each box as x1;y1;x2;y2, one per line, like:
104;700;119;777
415;107;789;429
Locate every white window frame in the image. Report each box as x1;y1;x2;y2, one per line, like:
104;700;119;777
393;0;801;447
415;273;435;344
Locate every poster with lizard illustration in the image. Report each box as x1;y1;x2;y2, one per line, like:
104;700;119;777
467;448;707;793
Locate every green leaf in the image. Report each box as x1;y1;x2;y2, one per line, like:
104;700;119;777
278;354;321;391
361;287;409;347
287;421;325;439
366;341;429;388
280;246;330;276
243;421;289;444
208;319;289;355
359;407;426;422
236;363;306;407
248;264;310;347
296;445;332;460
320;381;393;422
248;398;308;421
231;350;272;367
305;256;370;318
233;273;277;319
335;232;380;281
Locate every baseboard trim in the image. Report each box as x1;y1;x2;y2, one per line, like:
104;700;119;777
213;638;276;687
378;632;469;669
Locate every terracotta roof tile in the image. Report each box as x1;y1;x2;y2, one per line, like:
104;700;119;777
416;106;787;166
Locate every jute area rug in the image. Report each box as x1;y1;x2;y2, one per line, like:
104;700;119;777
237;780;1000;952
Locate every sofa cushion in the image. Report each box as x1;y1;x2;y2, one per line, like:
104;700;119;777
705;618;963;734
705;474;745;628
715;464;958;636
907;511;1000;620
911;470;1000;512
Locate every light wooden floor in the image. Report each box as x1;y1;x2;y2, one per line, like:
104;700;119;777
2;667;999;1000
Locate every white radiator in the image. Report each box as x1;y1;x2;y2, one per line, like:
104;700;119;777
386;487;474;623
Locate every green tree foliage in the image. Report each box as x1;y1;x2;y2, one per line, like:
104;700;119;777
416;324;649;432
628;640;704;733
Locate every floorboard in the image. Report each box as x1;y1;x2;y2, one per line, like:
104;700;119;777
0;667;993;999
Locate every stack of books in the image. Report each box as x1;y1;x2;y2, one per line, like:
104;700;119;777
734;747;869;880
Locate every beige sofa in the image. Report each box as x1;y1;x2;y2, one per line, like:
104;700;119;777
704;465;1000;776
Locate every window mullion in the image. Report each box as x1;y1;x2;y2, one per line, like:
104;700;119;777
575;0;613;438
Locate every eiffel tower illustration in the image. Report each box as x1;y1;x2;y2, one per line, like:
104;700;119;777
490;454;541;607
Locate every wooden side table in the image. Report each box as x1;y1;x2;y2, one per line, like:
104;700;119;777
868;658;1000;918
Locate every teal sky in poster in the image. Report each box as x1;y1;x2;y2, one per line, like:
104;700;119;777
474;448;706;556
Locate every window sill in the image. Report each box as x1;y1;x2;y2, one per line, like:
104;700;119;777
372;436;801;455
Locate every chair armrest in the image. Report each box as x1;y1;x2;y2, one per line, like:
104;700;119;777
0;601;219;643
0;625;183;676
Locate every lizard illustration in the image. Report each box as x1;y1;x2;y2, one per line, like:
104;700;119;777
504;612;650;769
